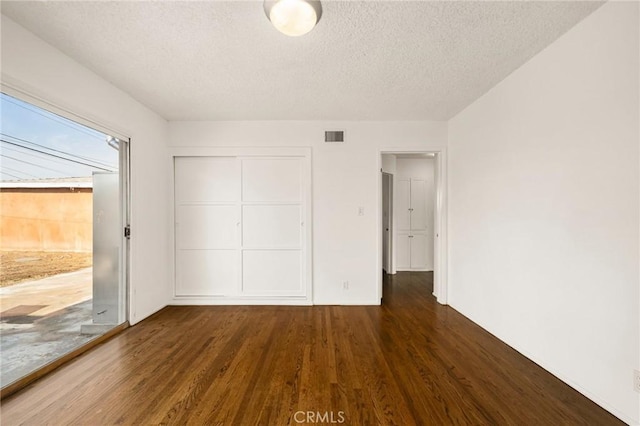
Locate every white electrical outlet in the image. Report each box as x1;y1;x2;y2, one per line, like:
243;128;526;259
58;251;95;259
634;370;640;393
342;281;349;290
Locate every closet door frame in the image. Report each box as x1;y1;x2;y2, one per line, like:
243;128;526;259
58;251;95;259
169;147;312;305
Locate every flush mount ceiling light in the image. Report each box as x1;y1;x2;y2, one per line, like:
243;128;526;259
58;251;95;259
264;0;322;37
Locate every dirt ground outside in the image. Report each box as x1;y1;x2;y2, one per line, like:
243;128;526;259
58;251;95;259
0;251;92;287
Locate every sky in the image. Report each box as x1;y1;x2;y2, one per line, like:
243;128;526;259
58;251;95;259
0;93;119;181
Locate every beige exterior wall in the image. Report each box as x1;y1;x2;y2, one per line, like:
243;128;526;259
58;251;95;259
0;188;92;252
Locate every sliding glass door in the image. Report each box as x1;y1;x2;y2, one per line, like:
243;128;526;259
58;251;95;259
0;92;129;389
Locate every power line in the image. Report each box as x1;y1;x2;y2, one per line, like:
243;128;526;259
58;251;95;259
0;144;86;168
1;133;116;168
0;139;115;172
1;154;69;175
1;143;113;174
0;165;38;179
1;171;22;180
3;97;103;140
2;96;104;141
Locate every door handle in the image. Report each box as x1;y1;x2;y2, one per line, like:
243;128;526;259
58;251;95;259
408;235;414;238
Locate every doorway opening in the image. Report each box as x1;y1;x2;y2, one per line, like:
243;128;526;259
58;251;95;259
378;150;447;304
0;92;130;393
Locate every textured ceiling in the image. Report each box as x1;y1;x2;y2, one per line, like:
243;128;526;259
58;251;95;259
1;1;602;121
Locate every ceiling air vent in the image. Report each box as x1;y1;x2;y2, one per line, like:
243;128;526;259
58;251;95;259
325;130;344;143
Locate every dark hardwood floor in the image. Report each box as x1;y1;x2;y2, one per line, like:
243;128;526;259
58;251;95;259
1;272;622;425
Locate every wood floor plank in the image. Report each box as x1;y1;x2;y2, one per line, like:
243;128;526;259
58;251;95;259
0;272;624;425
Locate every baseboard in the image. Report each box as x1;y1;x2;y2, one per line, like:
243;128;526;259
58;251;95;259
171;296;312;306
171;297;379;307
337;299;381;306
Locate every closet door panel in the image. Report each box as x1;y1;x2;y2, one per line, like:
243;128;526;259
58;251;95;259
243;205;301;248
396;179;411;231
240;158;304;296
410;179;427;231
242;250;302;294
175;157;238;203
176;205;238;250
396;232;411;270
175;156;240;297
242;158;301;202
410;233;428;270
176;250;237;296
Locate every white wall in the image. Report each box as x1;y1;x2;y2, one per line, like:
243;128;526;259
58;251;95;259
396;158;433;181
168;121;447;304
1;15;171;325
448;2;639;423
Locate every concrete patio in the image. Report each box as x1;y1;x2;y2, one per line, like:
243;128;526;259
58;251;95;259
0;268;95;387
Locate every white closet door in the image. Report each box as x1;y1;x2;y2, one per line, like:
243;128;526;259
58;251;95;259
241;158;303;296
396;232;411;270
396;179;411;231
410;179;427;231
410;233;428;270
174;157;239;296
